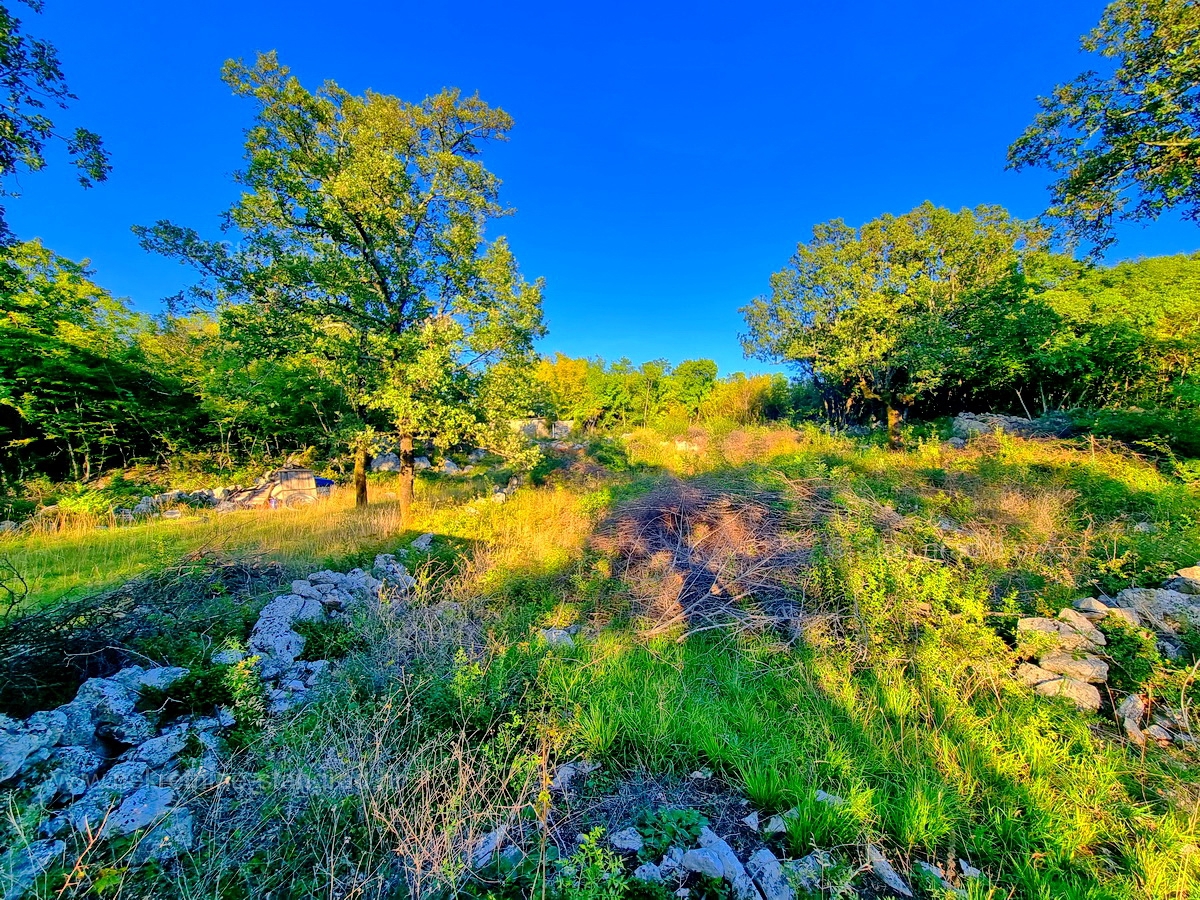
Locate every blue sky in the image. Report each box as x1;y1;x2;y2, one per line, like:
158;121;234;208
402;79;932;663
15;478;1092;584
10;0;1200;374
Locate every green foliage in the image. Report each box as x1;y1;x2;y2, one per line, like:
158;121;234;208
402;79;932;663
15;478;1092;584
554;829;628;900
534;353;796;430
0;241;203;483
1098;618;1161;693
741;202;1044;427
135;52;545;516
0;2;109;242
137;657;266;737
782;793;860;854
633;808;707;863
294;617;366;661
1008;0;1200;253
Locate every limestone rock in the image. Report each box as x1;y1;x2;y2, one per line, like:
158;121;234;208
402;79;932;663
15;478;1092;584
540;628;575;649
1107;607;1142;628
747;848;794;900
470;825;508;868
1113;587;1198;632
130;807;194;864
101;785;175;837
211;648;247;666
697;827;751;892
783;851;832;894
371;453;401;472
1016;663;1058;687
1034;675;1102;712
634;863;663;883
742;811;760;831
1056;608;1107;646
1117;694;1145;722
914;861;955;893
866;845;912;898
548;759;599;792
1;711;65;783
659;846;685;876
682;848;724;879
958;859;982;879
122;732;188;769
1038;651;1108;684
66;760;150;832
610;827;643;854
1;839;63;900
1016;617;1098;652
1072;598;1110;621
410;533;434;552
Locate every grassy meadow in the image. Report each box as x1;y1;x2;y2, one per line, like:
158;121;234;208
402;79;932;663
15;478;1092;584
3;423;1199;900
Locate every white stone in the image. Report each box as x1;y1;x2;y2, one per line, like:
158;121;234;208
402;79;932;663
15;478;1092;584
1;711;65;783
410;533;435;552
0;839;63;900
609;827;643;853
1034;675;1102;712
1016;663;1058;687
1117;694;1145;722
747;848;793;900
101;785;176;837
742;811;759;831
540;628;575;649
211;649;247;666
958;859;982;879
914;861;956;893
1072;598;1110;621
130;807;194;864
471;825;508;868
1038;652;1108;683
682;848;724;879
634;863;663;883
866;845;912;897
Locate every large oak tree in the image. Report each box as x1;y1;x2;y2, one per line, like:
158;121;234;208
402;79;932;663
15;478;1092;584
741;203;1044;445
137;53;544;523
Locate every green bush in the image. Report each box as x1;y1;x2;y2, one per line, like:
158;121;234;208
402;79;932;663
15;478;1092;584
634;808;707;863
294;618;366;661
1098;618;1161;693
1074;407;1200;458
555;828;628;900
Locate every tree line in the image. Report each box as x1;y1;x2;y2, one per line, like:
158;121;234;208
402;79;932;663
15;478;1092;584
1;0;1199;513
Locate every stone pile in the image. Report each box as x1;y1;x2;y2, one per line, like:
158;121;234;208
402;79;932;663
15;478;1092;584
247;553;416;713
0;550;418;897
603;818;981;900
117;489;219;520
951;412;1071;439
0;663;209;893
474;766;986;900
1012;565;1199;747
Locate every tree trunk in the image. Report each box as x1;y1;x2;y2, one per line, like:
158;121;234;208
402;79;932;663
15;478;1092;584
354;440;368;508
398;432;415;527
887;404;903;450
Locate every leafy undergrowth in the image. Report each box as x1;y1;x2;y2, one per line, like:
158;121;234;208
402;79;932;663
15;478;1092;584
5;426;1199;899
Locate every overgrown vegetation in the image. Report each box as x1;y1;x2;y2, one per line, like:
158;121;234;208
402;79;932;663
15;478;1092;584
1;424;1198;899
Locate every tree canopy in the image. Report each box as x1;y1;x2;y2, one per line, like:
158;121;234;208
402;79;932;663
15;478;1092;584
136;53;544;518
740;202;1044;441
0;1;109;243
1009;0;1200;252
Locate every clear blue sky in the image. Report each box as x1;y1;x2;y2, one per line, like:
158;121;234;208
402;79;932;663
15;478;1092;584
10;0;1199;374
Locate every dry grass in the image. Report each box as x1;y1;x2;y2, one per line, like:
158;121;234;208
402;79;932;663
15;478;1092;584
592;478;822;636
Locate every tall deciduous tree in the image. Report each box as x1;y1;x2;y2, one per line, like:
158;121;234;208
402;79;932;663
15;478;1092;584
1009;0;1200;252
136;53;544;522
0;1;109;243
741;202;1043;445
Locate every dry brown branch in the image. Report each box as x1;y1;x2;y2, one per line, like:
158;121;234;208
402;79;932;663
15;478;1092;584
591;478;828;637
